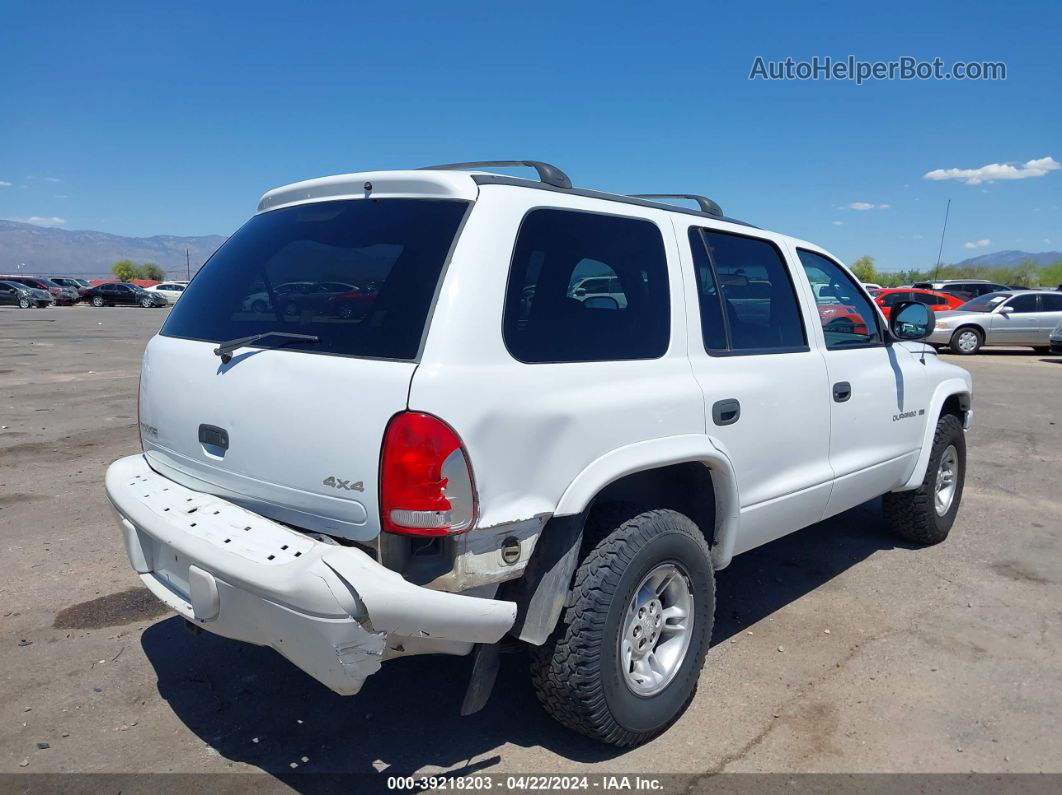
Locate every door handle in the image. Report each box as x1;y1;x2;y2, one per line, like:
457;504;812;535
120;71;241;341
712;399;741;426
833;381;852;402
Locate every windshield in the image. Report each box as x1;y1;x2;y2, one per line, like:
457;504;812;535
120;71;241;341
161;198;468;360
956;292;1012;312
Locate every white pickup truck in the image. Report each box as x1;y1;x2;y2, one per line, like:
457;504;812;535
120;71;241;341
107;161;972;747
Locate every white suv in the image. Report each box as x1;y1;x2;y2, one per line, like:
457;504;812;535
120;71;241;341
107;161;973;746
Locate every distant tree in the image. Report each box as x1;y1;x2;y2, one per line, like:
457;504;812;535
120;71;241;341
141;263;166;281
850;256;877;283
112;259;144;282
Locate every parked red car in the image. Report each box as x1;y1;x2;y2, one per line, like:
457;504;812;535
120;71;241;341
874;288;965;319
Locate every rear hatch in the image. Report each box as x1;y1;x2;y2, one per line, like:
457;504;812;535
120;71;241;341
139;195;470;542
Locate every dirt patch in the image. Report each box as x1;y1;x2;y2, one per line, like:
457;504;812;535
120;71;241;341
53;587;170;629
991;561;1051;585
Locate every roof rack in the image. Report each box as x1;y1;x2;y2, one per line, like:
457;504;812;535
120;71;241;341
630;194;724;218
419;160;572;190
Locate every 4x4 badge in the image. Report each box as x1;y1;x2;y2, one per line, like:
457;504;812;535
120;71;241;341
322;476;364;492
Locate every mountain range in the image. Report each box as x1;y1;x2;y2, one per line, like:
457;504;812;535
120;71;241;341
2;217;1059;279
0;219;227;279
954;249;1062;268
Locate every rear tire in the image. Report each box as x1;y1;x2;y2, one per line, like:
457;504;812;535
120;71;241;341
529;509;714;747
1033;346;1051;354
949;327;982;355
883;414;965;545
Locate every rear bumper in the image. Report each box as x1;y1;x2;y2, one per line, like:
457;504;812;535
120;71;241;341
105;454;517;695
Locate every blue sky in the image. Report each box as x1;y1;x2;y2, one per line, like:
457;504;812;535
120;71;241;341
1;0;1059;269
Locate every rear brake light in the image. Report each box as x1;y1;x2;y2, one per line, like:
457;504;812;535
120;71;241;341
380;411;476;536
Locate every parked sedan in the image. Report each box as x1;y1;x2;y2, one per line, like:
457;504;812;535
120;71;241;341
144;282;186;304
1050;324;1062;355
0;275;78;305
926;290;1062;354
83;282;168;308
0;280;53;308
49;277;91;300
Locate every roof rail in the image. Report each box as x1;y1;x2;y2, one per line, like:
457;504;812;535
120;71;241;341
630;193;724;218
420;160;572;190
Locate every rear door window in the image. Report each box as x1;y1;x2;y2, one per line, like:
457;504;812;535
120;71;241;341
161;199;469;360
689;228;806;353
503;209;670;363
1042;294;1062;312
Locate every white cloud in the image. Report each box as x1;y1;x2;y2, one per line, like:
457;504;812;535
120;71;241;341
924;156;1061;185
0;180;11;187
1045;238;1053;245
10;215;67;227
912;234;924;240
962;238;992;249
832;220;843;226
844;202;889;210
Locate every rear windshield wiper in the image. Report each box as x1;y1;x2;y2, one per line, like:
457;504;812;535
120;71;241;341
214;332;320;363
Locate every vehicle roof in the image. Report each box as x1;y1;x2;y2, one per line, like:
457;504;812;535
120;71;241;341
257;168;761;230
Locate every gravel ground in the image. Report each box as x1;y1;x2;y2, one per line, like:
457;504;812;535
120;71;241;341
1;305;1060;783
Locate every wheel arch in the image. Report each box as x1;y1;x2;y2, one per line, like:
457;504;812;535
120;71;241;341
896;380;971;491
505;436;741;646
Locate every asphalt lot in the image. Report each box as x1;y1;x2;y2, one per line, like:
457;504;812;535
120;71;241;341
1;305;1061;781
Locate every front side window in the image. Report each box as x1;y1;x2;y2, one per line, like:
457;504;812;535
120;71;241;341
797;250;882;348
1003;293;1039;313
503;209;670;363
162;199;469;360
690;228;806;353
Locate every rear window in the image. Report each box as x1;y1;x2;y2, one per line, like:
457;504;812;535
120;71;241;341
161;199;468;360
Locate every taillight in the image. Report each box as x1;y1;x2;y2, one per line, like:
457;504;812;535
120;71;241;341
380;411;476;536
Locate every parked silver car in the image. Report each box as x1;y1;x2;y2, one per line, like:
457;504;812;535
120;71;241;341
927;290;1062;354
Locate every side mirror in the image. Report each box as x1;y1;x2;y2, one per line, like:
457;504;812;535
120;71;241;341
998;305;1015;314
889;301;935;341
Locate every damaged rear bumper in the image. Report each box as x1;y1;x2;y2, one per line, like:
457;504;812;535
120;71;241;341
105;454;517;695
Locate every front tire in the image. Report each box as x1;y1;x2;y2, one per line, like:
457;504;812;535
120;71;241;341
949;327;982;355
883;413;965;545
91;296;105;307
529;509;714;747
19;297;31;309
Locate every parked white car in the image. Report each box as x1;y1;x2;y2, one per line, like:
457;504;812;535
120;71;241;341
144;282;186;304
107;161;973;747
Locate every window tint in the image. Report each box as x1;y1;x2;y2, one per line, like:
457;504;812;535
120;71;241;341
910;292;943;306
503;209;669;363
797;250;882;348
1004;293;1039;313
1042;293;1062;312
161;199;468;361
690;229;806;352
880;291;913;307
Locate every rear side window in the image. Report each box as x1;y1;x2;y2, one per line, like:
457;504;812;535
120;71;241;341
503;209;670;363
1042;293;1062;312
798;250;882;348
161;199;468;360
690;228;806;353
